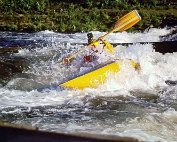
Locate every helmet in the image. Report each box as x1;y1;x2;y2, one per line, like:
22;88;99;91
87;33;94;44
87;33;93;38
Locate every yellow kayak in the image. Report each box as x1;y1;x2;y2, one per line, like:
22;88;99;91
60;60;139;89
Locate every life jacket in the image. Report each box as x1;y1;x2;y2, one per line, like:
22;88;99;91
83;55;94;62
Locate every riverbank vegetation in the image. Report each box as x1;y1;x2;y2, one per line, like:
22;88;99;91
0;0;177;32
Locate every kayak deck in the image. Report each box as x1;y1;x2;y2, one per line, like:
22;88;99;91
59;60;138;89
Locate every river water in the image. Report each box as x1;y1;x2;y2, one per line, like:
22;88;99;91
0;28;177;142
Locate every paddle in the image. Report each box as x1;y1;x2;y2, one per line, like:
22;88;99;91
61;10;141;64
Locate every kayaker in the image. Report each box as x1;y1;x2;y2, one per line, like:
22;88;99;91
62;33;99;66
62;33;114;67
83;33;100;63
83;33;114;64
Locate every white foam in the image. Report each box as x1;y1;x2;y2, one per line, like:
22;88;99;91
1;28;177;142
2;27;177;104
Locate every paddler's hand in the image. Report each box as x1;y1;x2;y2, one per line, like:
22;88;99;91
98;36;104;41
62;57;71;66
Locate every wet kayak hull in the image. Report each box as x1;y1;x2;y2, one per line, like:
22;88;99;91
59;60;138;89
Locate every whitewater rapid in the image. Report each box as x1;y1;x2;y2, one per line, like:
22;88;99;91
0;27;177;142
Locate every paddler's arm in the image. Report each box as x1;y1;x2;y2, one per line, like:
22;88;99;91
99;37;115;54
87;39;100;53
89;39;100;46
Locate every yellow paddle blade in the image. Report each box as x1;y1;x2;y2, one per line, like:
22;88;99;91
101;10;141;39
114;10;141;32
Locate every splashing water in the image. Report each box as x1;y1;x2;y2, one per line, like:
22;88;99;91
0;27;177;142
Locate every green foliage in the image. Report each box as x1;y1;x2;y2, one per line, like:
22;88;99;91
82;0;176;9
0;0;49;13
0;0;177;32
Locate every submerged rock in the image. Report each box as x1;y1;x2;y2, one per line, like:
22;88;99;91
0;47;28;85
0;121;138;142
0;47;20;54
165;80;177;86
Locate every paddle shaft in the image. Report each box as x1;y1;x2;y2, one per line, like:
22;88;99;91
65;41;96;61
66;17;138;61
62;10;141;63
